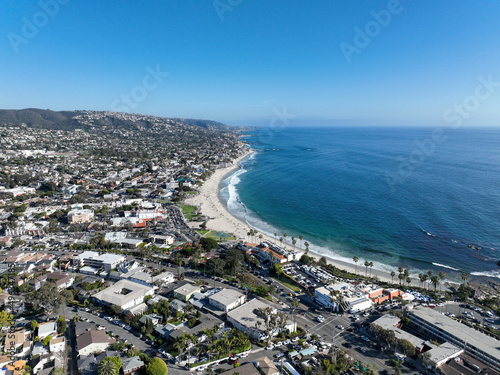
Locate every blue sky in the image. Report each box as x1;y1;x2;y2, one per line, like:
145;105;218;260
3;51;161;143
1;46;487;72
1;0;500;126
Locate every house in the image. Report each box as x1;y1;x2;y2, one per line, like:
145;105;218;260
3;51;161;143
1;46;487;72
37;321;57;340
76;330;115;356
92;279;154;310
253;356;280;375
208;288;246;312
122;356;145;375
77;355;97;375
32;352;63;375
49;337;66;353
222;363;260;375
139;314;162;326
173;283;200;301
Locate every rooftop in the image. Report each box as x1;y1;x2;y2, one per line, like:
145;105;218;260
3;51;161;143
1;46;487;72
410;306;500;362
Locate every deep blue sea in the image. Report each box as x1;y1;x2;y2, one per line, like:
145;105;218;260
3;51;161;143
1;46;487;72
220;127;500;281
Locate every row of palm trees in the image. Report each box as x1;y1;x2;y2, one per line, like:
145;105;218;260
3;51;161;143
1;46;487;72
352;256;470;293
246;229;311;254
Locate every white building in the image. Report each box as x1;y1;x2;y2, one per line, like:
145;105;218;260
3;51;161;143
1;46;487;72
227;299;296;341
37;321;57;340
68;208;94;224
208;288;246;312
93;279;154;310
76;330;115;356
49;337;66;353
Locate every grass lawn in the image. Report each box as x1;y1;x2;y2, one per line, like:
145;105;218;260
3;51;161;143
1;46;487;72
269;275;301;292
197;230;209;235
179;204;196;214
206;230;236;241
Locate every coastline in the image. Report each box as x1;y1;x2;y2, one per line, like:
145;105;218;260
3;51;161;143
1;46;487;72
186;149;400;285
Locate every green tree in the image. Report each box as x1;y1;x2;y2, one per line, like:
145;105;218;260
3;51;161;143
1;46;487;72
200;237;218;251
145;357;168;375
98;359;118;375
100;357;122;374
353;256;359;275
25;282;72;316
0;310;13;327
390;271;396;284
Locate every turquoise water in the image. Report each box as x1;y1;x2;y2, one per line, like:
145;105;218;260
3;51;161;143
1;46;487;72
220;127;500;281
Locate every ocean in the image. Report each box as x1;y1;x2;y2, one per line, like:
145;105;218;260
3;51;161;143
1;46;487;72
220;126;500;282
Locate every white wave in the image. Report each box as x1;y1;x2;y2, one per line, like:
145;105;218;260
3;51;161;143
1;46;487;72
471;270;500;279
432;262;460;271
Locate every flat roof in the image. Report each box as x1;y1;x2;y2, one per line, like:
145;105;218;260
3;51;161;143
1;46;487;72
410;306;500;361
427;342;463;366
174;283;200;296
93;254;125;263
93;279;153;306
209;288;244;307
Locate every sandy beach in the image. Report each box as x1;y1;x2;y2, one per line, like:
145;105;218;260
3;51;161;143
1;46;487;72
186;149;410;286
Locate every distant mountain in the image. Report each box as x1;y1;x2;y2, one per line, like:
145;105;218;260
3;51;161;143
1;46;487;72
0;108;241;133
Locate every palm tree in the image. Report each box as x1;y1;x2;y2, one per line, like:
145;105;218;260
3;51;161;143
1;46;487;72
279;237;283;248
98;360;118;375
390;271;396;284
398;266;403;275
461;272;468;285
438;271;446;293
430;275;439;291
353;256;359;275
406;277;412;287
291;298;300;325
418;273;424;289
398;273;405;286
427;270;433;279
422;274;429;291
292;238;297;249
283;233;288;249
299;235;304;250
369;261;374;277
364;261;369;277
304;242;309;254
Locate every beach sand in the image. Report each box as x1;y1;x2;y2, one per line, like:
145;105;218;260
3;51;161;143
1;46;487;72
186;149;408;286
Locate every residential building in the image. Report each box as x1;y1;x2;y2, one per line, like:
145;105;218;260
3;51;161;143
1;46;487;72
122;356;145;375
37;322;57;340
68;208;94;224
76;330;115;356
174;283;200;301
208;288;246;312
92;279;154;310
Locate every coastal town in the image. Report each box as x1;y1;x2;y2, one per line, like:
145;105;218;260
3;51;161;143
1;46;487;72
0;110;500;375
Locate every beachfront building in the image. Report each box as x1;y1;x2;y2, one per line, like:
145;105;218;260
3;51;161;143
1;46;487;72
315;282;372;312
227;298;296;341
93;279;154;310
408;306;500;371
314;286;340;312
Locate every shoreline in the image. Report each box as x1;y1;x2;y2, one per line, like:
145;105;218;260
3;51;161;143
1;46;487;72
186;149;401;285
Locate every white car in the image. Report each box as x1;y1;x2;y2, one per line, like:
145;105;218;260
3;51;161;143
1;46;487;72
292;337;299;342
266;344;275;350
238;352;249;358
336;325;344;330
